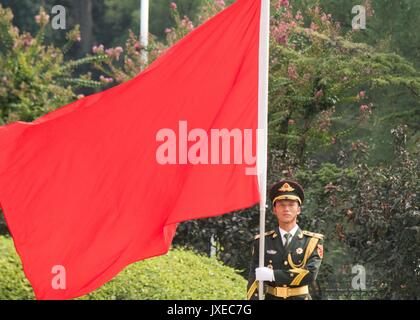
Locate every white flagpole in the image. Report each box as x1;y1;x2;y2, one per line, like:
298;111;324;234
257;0;270;300
140;0;149;64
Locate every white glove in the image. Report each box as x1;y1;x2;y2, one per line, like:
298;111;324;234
255;267;275;282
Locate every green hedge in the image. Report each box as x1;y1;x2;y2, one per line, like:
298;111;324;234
0;236;247;300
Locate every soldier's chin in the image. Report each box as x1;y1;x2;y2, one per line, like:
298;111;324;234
279;217;293;223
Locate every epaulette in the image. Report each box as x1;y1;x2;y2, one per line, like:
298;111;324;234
254;230;276;240
302;230;324;240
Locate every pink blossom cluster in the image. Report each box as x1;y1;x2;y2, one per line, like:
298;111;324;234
275;0;289;10
181;16;194;31
92;45;124;60
19;34;34;49
92;45;105;54
105;47;124;60
271;2;305;46
35;10;50;26
359;103;373;122
99;75;114;84
214;0;226;9
357;91;366;100
272;21;290;45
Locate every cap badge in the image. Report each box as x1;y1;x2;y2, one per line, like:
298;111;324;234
279;183;295;192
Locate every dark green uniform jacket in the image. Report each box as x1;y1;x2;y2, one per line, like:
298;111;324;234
247;227;324;300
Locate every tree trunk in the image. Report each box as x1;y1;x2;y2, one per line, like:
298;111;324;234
76;0;93;55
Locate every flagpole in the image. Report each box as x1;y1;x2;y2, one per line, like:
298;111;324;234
257;0;270;300
140;0;149;64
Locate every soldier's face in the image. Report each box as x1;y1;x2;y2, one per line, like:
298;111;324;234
273;200;301;224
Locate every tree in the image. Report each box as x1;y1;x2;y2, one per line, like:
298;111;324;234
87;1;228;84
295;125;419;299
75;0;93;54
0;6;106;125
266;1;420;165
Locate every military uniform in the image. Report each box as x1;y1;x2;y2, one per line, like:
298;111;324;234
246;180;324;300
247;227;324;300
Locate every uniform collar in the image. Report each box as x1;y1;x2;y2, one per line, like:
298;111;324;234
278;224;299;239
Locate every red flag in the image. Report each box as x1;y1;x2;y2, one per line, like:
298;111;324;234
0;0;261;299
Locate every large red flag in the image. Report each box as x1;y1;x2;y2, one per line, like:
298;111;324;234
0;0;261;299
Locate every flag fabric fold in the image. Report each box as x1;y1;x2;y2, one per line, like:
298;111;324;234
0;0;261;299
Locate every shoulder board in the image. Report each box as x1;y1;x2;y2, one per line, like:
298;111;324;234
254;230;276;240
302;230;324;240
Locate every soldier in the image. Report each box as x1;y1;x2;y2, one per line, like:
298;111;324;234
247;180;324;300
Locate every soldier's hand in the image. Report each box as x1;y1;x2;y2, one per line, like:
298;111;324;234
255;267;275;281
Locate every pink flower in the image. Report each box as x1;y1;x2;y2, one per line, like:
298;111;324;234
288;119;296;125
358;91;366;99
105;48;114;57
22;34;34;48
310;22;319;31
283;11;293;19
280;0;289;8
170;2;177;10
215;0;225;8
276;35;288;45
359;104;370;112
275;0;289;9
165;28;172;34
273;21;289;45
99;76;114;84
295;11;303;20
114;46;123;60
315;89;324;99
35;10;50;26
181;17;194;30
134;42;142;52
